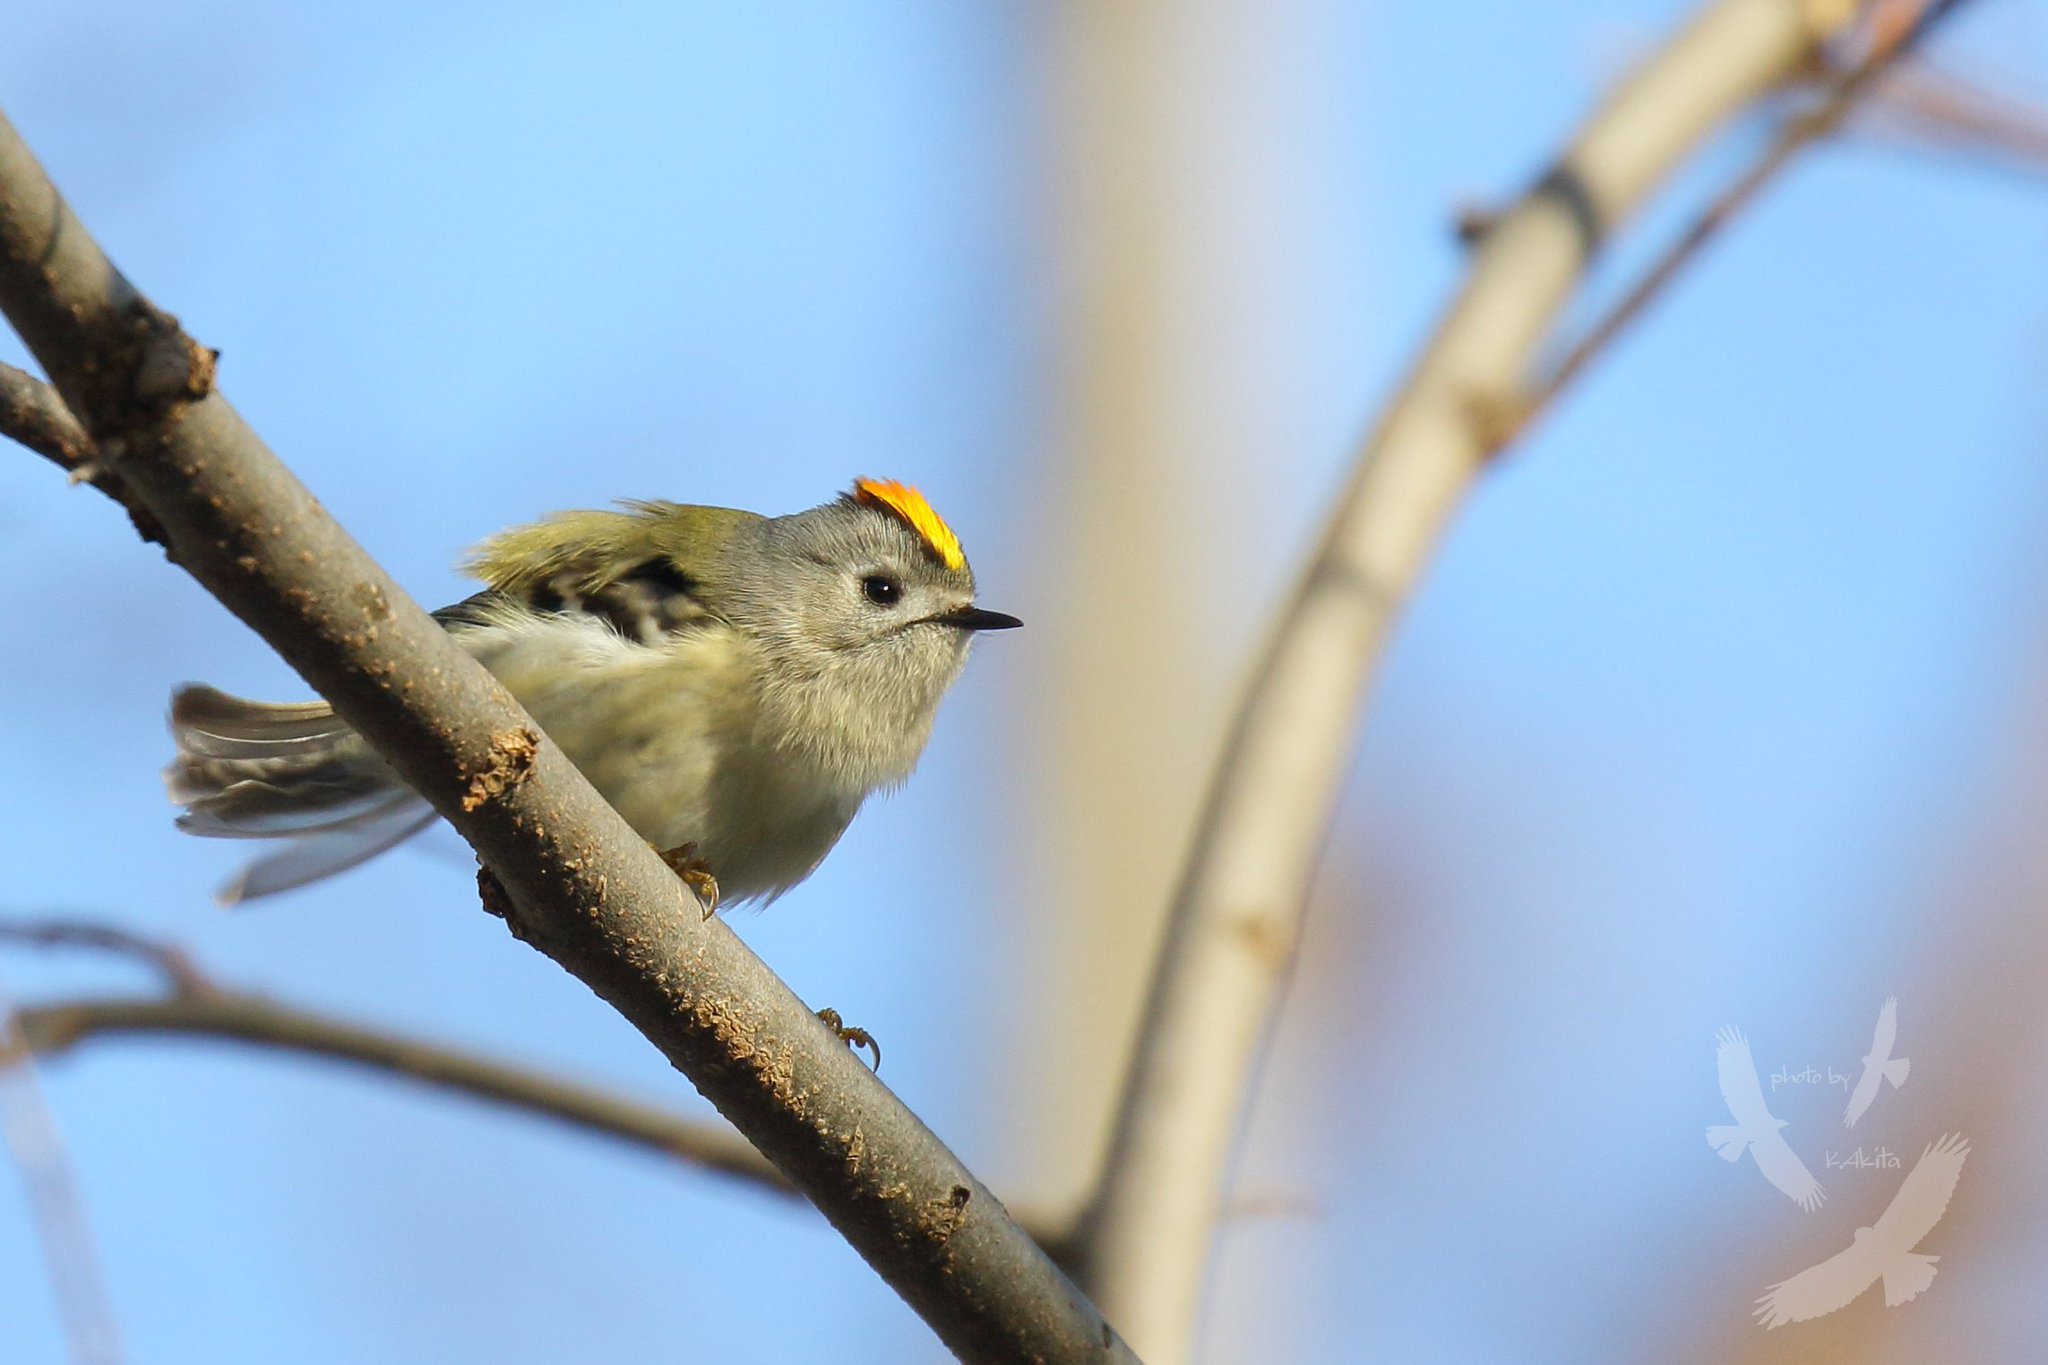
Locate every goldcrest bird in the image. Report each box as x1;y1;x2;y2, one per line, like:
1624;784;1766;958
167;479;1020;906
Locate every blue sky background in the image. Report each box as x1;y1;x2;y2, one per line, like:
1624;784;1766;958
2;3;2046;1362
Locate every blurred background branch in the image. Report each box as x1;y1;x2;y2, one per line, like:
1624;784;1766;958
1531;0;1972;417
14;990;792;1189
0;920;212;998
2;910;1097;1249
0;912;790;1193
1075;1;1973;1360
1846;62;2048;178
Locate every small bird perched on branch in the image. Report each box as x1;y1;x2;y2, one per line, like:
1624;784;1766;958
167;479;1021;907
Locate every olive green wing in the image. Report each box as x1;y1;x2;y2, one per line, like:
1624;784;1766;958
447;501;760;645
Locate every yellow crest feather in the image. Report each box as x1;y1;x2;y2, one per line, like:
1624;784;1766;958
851;478;965;572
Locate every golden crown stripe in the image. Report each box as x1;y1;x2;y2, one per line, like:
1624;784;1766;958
851;479;966;572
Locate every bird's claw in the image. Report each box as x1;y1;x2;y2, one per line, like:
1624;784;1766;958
816;1007;881;1072
658;842;720;919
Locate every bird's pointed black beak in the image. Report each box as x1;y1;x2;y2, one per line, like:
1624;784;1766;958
938;605;1023;632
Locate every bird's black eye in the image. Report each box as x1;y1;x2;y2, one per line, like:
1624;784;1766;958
861;574;902;607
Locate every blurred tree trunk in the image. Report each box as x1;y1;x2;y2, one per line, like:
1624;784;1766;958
1025;0;1362;1248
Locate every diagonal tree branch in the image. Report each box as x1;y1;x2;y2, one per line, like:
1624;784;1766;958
0;109;1129;1362
1071;2;1966;1360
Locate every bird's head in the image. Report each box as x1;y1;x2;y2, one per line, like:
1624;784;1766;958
724;479;1020;782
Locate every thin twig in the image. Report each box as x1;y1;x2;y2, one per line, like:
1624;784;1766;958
0;108;1126;1362
0;361;165;549
1;977;124;1365
1073;2;1951;1360
0;918;1101;1234
9;988;1079;1254
1533;0;1964;414
0;361;91;467
1854;62;2048;178
0;920;213;998
14;991;793;1193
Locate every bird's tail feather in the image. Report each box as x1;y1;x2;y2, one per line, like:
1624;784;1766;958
167;684;433;903
1883;1056;1911;1090
1882;1251;1939;1306
1706;1125;1748;1161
